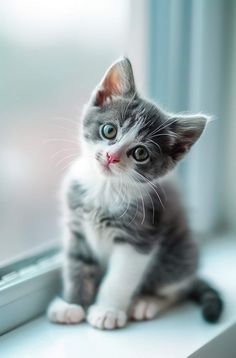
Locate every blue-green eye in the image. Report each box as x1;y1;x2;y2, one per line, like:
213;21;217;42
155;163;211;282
100;123;117;140
133;146;149;162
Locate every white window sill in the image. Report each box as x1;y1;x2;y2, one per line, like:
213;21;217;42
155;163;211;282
1;236;236;358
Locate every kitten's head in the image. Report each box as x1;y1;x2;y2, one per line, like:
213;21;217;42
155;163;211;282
81;58;208;185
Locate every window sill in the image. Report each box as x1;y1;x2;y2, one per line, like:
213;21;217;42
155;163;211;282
0;253;61;335
0;236;236;358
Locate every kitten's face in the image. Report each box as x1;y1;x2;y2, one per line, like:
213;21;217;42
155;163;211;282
82;97;173;184
81;58;207;185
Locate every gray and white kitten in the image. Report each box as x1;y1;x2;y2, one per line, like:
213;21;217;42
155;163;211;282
48;58;223;329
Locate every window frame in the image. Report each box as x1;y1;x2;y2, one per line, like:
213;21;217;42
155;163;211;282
0;250;61;335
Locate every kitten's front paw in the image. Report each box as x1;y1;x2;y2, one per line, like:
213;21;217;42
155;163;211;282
87;304;127;330
47;297;85;324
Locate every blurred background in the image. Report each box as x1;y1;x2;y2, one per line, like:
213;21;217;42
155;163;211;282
0;0;235;265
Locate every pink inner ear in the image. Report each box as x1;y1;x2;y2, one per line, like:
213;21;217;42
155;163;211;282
95;67;122;107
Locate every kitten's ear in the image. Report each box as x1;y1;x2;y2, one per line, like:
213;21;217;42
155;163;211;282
168;114;209;161
92;57;136;107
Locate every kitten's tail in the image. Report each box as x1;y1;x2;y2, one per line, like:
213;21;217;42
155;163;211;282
188;278;223;323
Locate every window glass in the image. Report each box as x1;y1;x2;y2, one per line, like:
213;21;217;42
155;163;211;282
0;0;129;264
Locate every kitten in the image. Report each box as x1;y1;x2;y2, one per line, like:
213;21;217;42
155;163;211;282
47;58;223;329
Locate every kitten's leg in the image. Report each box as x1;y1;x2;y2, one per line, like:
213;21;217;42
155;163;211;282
48;230;100;324
87;244;154;330
130;277;193;321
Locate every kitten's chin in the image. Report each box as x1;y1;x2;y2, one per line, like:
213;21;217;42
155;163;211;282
96;162;126;181
100;166;113;177
95;161;114;178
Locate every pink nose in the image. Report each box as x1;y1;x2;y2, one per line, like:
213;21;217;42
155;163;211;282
106;152;120;164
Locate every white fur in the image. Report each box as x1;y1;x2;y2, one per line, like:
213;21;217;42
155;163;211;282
82;217;115;265
130;296;167;321
63;159;130;265
63;157;127;212
87;244;154;329
87;305;127;330
77;116;146;190
129;278;194;322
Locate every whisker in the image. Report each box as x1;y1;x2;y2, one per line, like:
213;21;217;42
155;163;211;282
56;161;74;175
155;180;167;201
146;139;162;154
125;174;140;224
43;138;78;145
51;117;78;126
118;181;131;219
50;148;78;160
152;133;178;139
150;117;180;136
115;177;125;208
50;125;78;134
134;172;165;210
127;198;139;225
121;91;137;122
133;175;155;224
136;183;145;225
55;153;78;168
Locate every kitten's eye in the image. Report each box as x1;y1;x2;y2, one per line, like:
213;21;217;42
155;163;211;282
133;146;149;162
100;123;117;140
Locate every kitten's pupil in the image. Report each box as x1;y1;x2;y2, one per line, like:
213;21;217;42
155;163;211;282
133;146;149;162
101;123;117;140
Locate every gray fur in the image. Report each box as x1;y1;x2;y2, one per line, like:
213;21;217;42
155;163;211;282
57;58;222;324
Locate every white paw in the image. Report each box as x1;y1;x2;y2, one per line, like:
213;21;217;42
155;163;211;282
87;304;127;330
47;297;85;324
130;296;160;321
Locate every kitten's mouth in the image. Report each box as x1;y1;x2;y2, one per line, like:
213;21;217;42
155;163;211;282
98;161;113;176
103;165;112;174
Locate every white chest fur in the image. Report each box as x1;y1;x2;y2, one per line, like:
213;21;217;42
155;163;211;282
64;158;128;265
82;216;115;265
